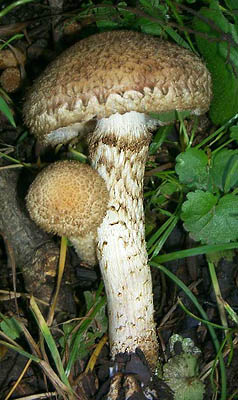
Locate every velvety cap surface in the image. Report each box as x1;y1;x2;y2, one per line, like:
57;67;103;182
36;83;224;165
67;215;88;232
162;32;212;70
24;30;212;141
26;161;109;237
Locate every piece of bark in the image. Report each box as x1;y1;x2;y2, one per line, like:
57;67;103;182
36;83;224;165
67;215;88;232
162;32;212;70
0;164;76;317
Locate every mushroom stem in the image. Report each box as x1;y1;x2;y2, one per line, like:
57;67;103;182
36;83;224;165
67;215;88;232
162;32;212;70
88;111;159;369
69;231;98;266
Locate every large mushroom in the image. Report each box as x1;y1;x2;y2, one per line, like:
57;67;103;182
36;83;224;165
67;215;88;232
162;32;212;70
23;31;212;377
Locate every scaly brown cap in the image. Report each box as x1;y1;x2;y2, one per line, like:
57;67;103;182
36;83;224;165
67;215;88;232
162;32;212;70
0;67;21;93
23;30;212;143
26;161;109;237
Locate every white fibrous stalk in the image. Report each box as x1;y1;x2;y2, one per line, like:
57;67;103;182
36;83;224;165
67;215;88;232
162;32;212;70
88;112;159;369
69;231;97;266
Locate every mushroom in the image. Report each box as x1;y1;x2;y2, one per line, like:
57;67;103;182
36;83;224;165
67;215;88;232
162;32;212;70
0;48;26;70
23;31;212;374
0;67;21;93
26;160;109;266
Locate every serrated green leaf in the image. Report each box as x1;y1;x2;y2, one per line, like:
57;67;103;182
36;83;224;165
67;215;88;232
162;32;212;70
175;148;209;190
211;149;238;192
181;191;238;244
163;353;205;400
193;7;238;125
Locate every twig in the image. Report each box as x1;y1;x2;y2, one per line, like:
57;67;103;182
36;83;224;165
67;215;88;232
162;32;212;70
1;233;19;315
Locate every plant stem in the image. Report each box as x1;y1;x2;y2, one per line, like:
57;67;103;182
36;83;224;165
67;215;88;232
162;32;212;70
207;259;228;334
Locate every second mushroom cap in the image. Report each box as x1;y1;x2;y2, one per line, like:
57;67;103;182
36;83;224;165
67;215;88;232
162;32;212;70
26;160;109;238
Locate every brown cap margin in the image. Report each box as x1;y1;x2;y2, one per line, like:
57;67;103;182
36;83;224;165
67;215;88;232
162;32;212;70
23;30;212;142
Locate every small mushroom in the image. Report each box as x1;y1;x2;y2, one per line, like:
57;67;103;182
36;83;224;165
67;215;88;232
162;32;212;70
26;160;109;266
23;31;212;375
0;47;25;93
0;67;21;93
0;47;26;70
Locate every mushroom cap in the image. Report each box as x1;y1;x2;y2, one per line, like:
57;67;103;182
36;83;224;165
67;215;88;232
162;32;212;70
23;30;212;143
0;67;21;93
26;161;109;237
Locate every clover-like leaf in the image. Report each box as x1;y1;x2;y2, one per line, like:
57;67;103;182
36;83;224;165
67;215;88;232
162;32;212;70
163;354;205;400
211;149;238;192
181;191;238;244
175;148;209;190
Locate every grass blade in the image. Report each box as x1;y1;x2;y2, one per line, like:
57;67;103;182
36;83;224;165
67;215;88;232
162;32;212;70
0;96;16;127
30;296;72;390
152;242;238;263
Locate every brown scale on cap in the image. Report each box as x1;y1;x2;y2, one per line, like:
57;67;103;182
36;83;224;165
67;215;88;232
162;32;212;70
26;161;109;238
23;30;212;141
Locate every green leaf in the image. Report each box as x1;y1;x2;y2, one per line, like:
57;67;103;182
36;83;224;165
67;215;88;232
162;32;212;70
0;96;16;127
65;294;106;376
163;25;192;50
211;149;238;192
0;317;22;340
181;191;238;244
163;354;205;400
160;182;178;196
0;0;37;18
224;0;238;12
137;18;162;35
139;0;154;8
96;20;120;29
30;297;71;388
175;148;209;190
230;125;238;141
150;110;191;124
60;292;107;362
84;291;108;333
139;0;160;8
149;125;173;155
0;341;40;363
193;6;238;125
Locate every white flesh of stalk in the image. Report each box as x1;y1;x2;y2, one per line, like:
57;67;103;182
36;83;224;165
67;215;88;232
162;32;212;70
88;111;159;369
69;231;97;266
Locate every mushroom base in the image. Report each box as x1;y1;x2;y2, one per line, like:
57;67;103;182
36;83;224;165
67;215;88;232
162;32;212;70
70;231;98;266
88;112;159;370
